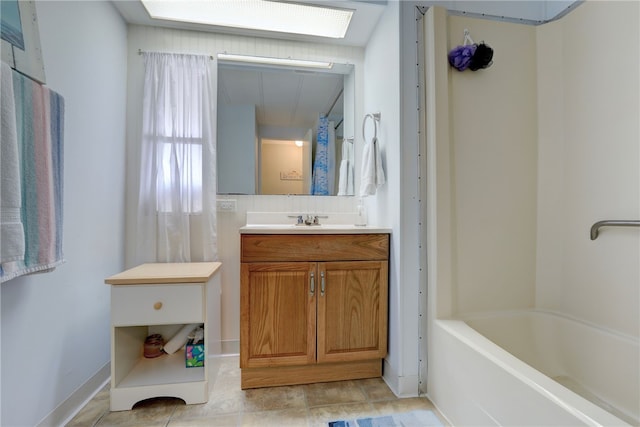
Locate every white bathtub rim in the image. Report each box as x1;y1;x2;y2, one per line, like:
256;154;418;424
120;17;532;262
457;308;639;424
435;319;632;427
454;308;639;346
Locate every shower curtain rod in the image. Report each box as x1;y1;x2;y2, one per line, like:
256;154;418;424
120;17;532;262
137;49;214;60
326;89;344;117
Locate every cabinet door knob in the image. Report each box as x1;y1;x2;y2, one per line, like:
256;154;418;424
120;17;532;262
153;301;163;310
320;271;325;296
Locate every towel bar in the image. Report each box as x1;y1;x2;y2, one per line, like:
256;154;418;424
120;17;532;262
362;112;381;140
590;220;640;240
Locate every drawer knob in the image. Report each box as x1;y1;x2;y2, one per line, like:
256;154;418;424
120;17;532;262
153;301;163;310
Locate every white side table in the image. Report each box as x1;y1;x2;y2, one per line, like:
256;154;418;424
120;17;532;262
105;262;221;411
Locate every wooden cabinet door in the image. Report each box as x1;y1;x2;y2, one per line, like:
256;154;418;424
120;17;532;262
316;261;388;363
240;262;316;368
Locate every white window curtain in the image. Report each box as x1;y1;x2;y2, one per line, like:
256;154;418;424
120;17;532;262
136;52;217;263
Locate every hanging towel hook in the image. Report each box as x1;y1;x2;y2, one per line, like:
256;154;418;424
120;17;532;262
463;29;474;45
362;112;381;141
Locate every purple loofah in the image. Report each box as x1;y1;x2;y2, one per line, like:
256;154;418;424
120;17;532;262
448;44;477;71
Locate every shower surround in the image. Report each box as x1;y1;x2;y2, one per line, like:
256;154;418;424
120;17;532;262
425;2;639;425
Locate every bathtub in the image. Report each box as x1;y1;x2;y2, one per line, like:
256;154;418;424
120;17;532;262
429;310;639;426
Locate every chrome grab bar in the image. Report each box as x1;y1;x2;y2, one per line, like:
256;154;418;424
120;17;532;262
590;220;640;240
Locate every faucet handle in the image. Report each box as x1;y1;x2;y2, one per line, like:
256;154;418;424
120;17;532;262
288;215;305;225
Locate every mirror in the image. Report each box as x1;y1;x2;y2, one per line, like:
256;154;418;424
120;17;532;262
216;58;355;196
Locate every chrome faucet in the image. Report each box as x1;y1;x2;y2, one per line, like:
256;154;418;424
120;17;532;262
292;214;325;226
304;215;317;226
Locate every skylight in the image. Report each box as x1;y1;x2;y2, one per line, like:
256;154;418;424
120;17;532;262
140;0;354;39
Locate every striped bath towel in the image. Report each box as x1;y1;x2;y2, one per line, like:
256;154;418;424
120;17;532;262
1;62;25;266
0;67;65;282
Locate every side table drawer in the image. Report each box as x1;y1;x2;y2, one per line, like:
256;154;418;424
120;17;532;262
111;284;204;326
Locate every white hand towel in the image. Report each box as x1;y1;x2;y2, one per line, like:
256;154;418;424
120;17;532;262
1;61;25;264
337;140;354;196
359;137;385;196
337;159;349;195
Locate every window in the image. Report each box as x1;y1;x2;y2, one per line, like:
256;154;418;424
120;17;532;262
156;137;203;213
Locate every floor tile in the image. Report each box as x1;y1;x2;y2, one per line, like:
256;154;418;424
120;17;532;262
66;387;110;427
240;408;309;427
303;380;368;407
72;354;447;427
307;402;373;427
370;396;435;415
167;413;240;426
96;397;179;426
171;389;244;420
242;385;306;412
356;377;397;401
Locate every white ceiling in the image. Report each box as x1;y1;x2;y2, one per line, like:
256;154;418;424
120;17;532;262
218;64;345;133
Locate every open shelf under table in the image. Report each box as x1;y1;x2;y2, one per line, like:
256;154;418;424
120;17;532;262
116;352;204;388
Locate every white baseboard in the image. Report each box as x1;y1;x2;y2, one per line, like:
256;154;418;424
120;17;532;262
221;339;239;355
38;362;111;427
383;358;420;398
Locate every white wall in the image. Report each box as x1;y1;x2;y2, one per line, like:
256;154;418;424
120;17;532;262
125;25;363;354
260;141;305;195
363;2;421;396
447;15;539;315
0;2;127;426
426;2;639;324
536;1;639;338
423;9;540;330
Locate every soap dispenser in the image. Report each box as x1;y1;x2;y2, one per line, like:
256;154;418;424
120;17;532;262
355;198;367;226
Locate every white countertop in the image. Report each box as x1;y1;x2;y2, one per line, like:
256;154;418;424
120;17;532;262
240;212;391;234
239;224;391;234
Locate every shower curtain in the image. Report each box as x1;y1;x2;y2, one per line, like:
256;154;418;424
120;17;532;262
311;115;335;195
136;52;217;263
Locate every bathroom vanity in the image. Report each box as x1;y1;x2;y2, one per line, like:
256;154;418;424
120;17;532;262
105;262;221;411
239;224;390;389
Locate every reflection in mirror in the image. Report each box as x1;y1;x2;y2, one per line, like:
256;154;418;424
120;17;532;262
216;57;355;196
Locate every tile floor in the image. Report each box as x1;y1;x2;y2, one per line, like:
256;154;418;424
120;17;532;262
67;356;447;427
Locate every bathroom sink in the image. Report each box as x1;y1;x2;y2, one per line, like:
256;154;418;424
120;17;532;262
241;212;391;234
240;223;390;234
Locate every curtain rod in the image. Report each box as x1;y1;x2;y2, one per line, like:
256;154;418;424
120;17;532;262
10;66;46;85
137;49;214;60
326;88;344;117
